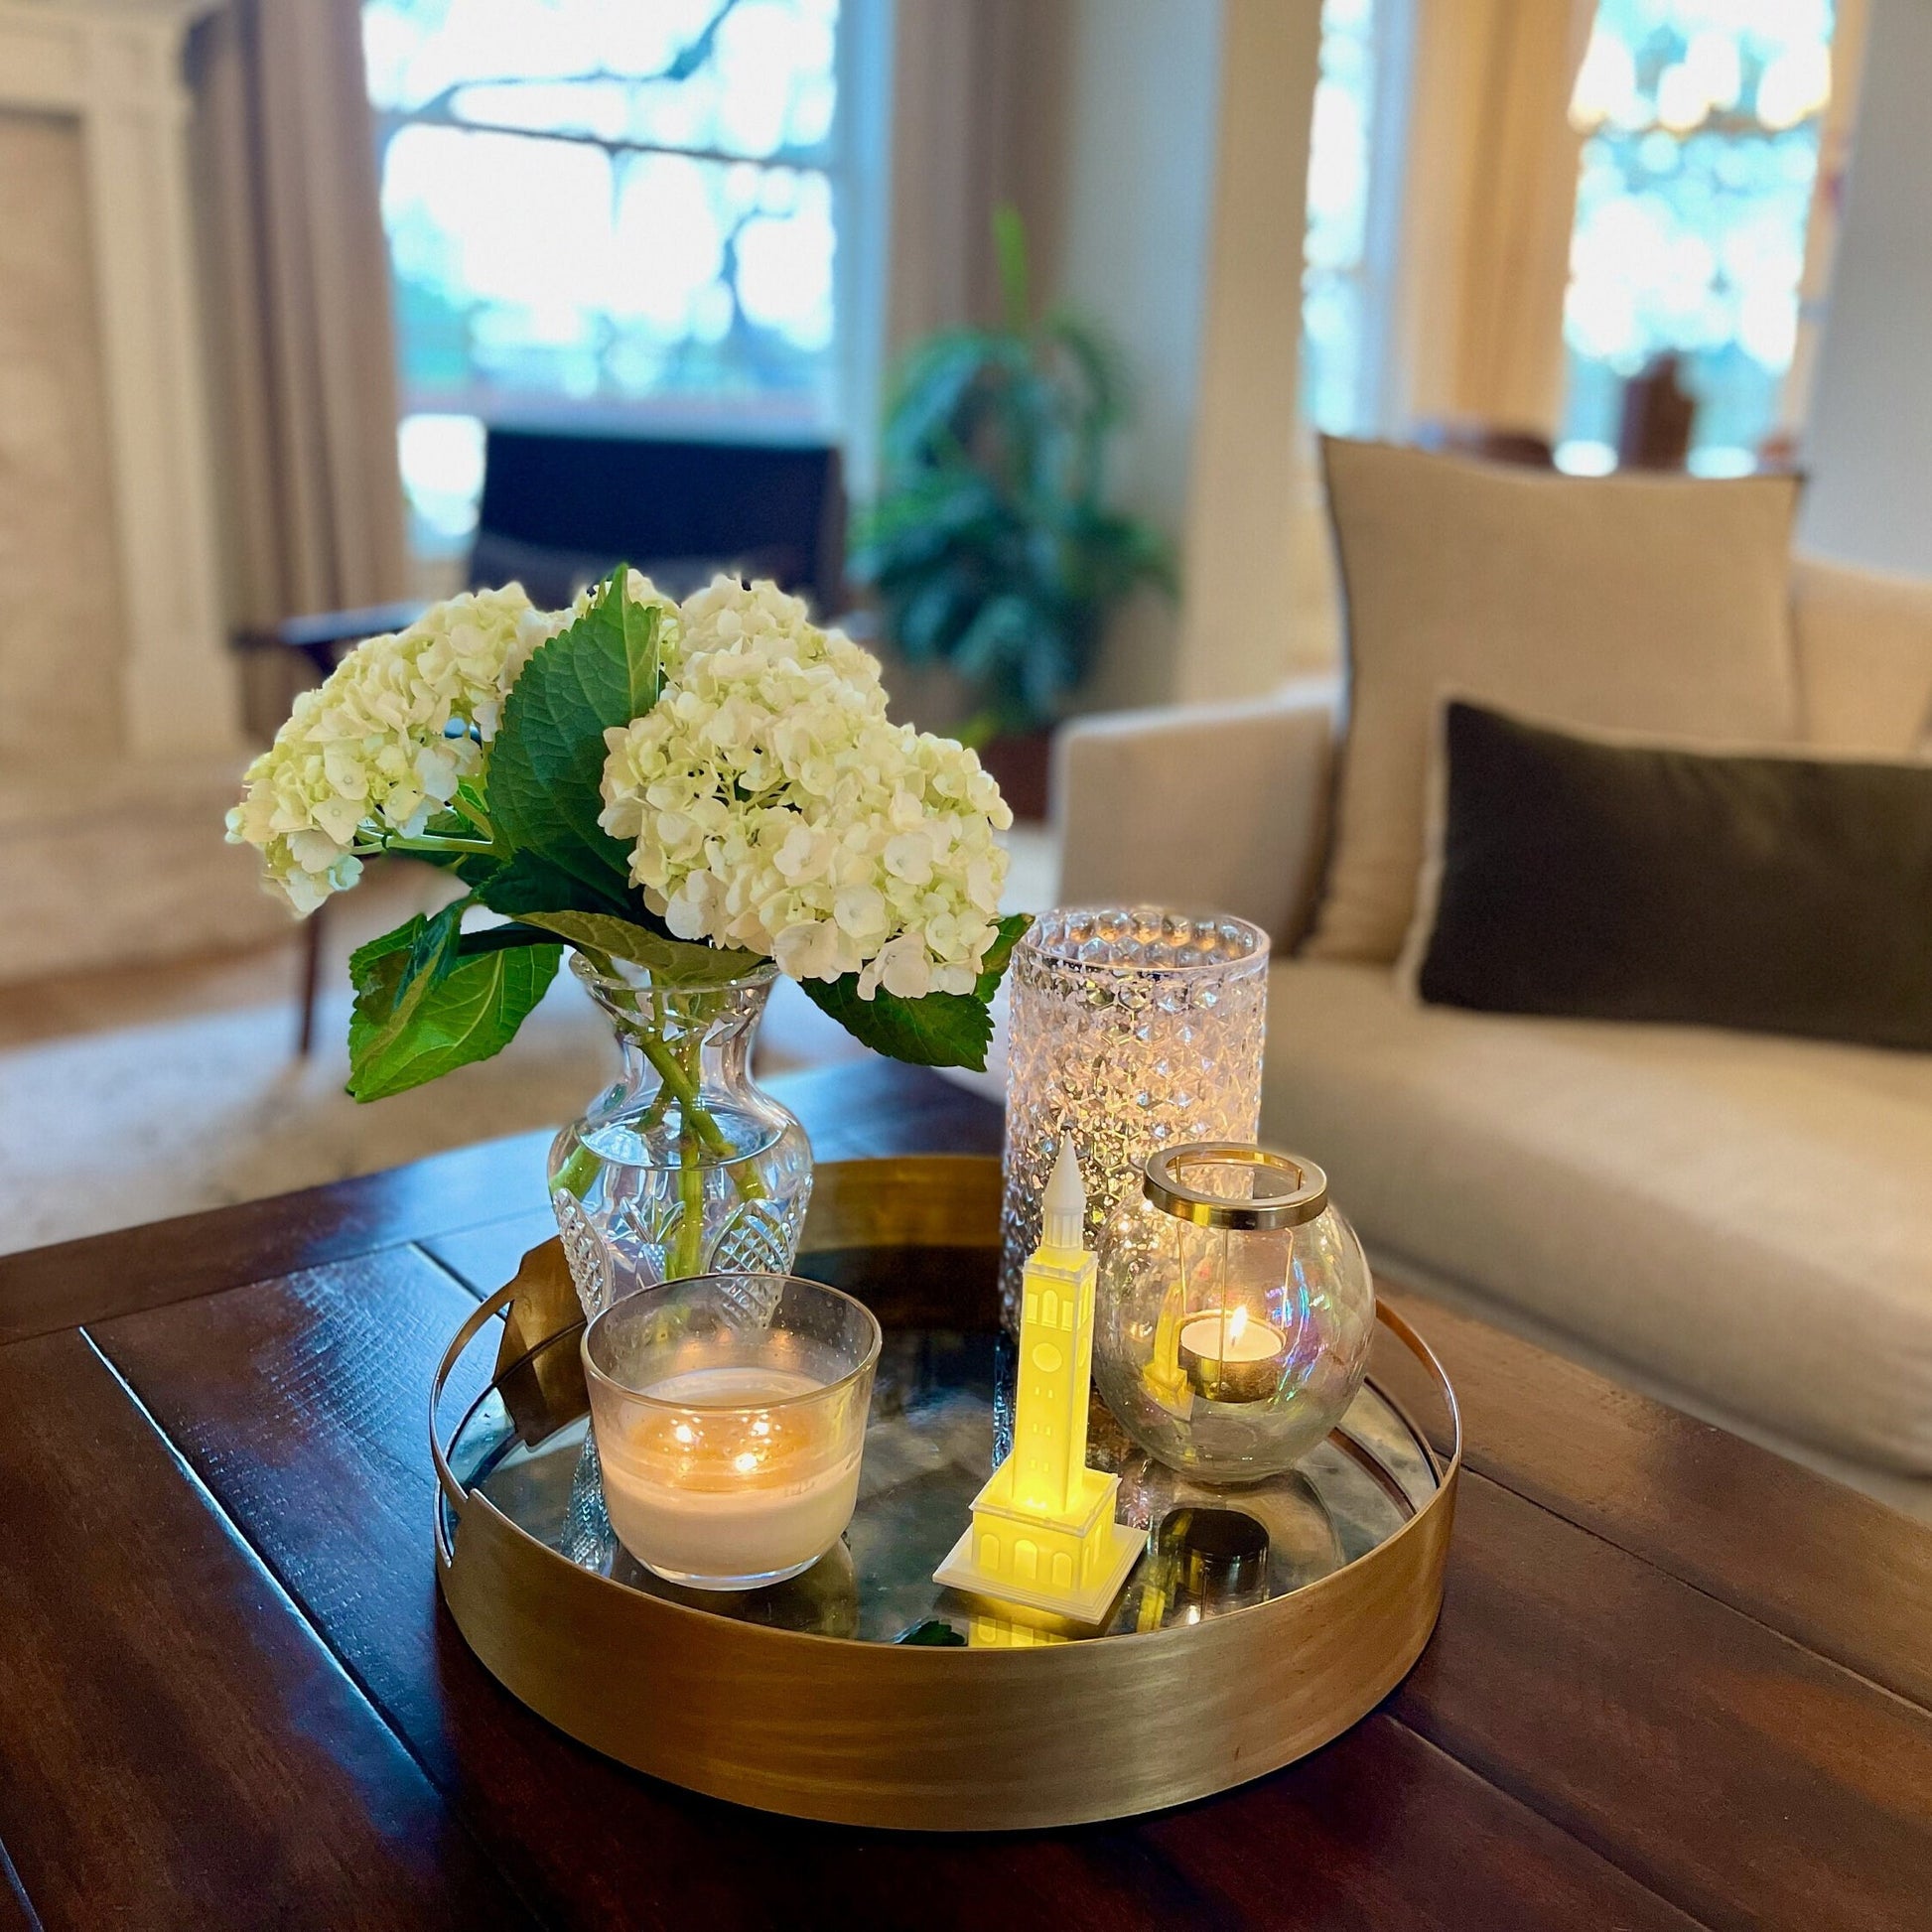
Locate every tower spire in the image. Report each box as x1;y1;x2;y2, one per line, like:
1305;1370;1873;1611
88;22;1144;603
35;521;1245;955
1041;1139;1085;1252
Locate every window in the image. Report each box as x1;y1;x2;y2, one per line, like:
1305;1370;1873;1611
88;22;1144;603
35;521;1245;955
1562;0;1835;475
1301;0;1409;438
360;0;887;556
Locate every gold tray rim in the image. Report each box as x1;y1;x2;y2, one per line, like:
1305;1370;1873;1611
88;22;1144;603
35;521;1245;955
431;1154;1461;1829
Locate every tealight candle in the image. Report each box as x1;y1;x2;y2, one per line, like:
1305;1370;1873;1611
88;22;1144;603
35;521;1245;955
1176;1306;1287;1404
582;1274;880;1591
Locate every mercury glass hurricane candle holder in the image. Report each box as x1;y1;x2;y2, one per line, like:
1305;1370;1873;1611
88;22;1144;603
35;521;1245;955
999;908;1269;1331
581;1273;880;1589
1093;1146;1375;1483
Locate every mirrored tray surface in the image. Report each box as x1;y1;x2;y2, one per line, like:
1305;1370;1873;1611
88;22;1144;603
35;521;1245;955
444;1302;1444;1646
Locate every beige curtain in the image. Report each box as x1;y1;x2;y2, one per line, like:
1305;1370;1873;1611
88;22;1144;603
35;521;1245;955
1779;0;1868;441
1389;0;1596;437
189;0;408;628
885;0;1071;357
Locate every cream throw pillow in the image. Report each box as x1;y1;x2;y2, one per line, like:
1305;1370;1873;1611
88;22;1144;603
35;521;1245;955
1306;438;1802;963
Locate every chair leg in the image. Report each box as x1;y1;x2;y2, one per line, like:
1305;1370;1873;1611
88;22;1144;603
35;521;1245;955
297;904;326;1057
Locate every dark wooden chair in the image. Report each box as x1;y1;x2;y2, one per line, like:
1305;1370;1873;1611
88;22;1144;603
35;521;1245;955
236;427;847;1053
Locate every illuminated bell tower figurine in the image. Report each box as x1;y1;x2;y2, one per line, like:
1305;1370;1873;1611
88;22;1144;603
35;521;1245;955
935;1142;1145;1622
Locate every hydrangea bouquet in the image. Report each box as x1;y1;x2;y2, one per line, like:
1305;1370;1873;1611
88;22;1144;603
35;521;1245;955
227;569;1027;1114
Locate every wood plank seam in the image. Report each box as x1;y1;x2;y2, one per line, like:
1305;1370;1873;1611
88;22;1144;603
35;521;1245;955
410;1237;495;1304
1392;1465;1932;1931
1448;1449;1932;1723
72;1329;558;1932
1373;1714;1715;1931
0;1228;525;1350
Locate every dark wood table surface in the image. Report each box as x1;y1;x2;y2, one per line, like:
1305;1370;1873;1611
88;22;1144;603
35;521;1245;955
2;1057;1929;1931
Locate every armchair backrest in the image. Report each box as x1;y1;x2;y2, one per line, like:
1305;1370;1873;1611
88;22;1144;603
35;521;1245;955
471;428;846;615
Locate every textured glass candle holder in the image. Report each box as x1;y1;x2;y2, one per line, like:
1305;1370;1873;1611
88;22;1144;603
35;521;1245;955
999;907;1269;1330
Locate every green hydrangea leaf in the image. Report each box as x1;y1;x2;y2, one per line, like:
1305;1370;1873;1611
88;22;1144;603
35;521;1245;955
512;910;764;984
974;912;1034;1000
346;903;560;1101
486;567;660;905
799;975;996;1070
475;848;635;920
454;921;560;957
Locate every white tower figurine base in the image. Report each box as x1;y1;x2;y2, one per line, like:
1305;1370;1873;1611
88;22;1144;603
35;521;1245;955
935;1143;1145;1623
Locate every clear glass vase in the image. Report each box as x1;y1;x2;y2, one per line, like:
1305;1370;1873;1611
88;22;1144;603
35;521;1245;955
547;956;814;1319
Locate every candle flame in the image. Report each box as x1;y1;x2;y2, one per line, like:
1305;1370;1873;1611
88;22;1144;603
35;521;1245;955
1227;1305;1248;1344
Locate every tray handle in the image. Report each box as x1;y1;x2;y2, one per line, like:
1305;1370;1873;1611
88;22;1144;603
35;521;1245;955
430;1280;526;1527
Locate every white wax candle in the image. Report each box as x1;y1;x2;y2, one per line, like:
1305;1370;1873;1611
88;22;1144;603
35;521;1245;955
1176;1307;1288;1402
596;1363;863;1587
1176;1312;1284;1365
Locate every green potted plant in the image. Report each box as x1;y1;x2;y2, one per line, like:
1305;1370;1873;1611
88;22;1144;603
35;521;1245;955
852;210;1175;816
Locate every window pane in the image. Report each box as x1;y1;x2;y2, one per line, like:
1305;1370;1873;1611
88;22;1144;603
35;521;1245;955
1562;0;1834;470
363;0;849;554
1302;0;1381;438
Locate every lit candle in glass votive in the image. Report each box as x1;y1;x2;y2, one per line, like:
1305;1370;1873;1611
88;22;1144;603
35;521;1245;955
597;1365;862;1588
582;1275;880;1591
1176;1306;1287;1404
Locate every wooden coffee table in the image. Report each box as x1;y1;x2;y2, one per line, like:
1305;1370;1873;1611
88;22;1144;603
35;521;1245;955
1;1058;1927;1929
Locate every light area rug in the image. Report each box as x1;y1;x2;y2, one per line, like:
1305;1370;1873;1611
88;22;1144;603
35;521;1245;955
0;972;862;1255
0;826;1051;1254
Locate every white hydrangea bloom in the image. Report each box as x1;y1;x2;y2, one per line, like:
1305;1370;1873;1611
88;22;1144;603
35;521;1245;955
600;576;1014;998
225;584;564;914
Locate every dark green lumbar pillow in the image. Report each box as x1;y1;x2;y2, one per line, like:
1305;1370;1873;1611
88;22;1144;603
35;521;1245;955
1413;700;1932;1051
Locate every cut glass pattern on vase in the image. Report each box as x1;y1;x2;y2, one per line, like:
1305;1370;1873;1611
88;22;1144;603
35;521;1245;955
548;956;813;1317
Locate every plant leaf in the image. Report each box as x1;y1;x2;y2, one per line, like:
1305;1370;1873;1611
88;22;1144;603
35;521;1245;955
975;912;1034;1000
347;905;560;1101
476;848;636;920
800;976;996;1071
455;922;560;956
514;911;764;984
347;904;462;1086
486;568;660;904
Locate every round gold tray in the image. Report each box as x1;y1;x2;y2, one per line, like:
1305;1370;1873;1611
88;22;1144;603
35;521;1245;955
432;1155;1460;1830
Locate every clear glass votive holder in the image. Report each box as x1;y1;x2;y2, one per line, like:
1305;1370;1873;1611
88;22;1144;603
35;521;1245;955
1001;907;1270;1328
1093;1145;1375;1482
581;1273;881;1589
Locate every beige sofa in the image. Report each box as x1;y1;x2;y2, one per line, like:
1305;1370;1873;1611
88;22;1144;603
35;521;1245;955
1055;557;1932;1519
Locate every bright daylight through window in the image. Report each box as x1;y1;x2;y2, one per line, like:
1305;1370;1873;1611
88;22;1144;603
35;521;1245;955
1301;0;1398;440
1563;0;1835;474
360;0;867;559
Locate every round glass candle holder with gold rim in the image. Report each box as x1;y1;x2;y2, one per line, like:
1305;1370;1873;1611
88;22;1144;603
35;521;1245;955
1093;1144;1376;1482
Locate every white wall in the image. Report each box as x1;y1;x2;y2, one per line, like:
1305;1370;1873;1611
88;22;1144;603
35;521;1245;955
1052;0;1225;713
1800;0;1932;575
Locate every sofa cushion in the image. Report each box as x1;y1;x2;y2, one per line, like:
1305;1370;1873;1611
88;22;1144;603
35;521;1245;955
1409;699;1932;1050
1262;960;1932;1472
1309;439;1802;962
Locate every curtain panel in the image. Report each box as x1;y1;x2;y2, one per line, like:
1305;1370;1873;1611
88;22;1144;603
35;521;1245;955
884;0;1071;357
188;0;408;631
1390;0;1595;439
